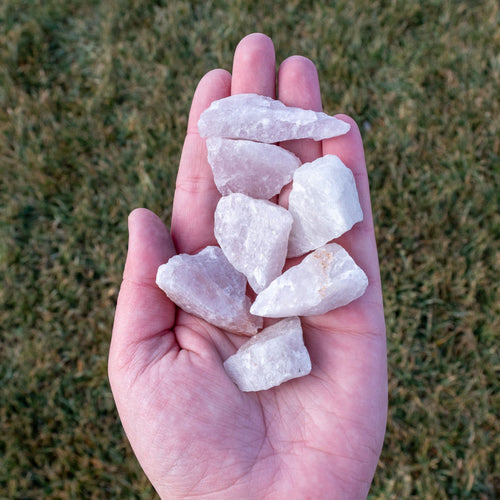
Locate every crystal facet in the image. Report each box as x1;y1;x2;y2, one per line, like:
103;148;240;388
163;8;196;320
214;193;293;292
198;93;350;143
223;317;311;392
156;246;262;335
250;243;368;318
287;155;363;258
206;137;301;199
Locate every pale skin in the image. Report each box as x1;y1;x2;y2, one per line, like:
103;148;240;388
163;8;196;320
109;33;387;499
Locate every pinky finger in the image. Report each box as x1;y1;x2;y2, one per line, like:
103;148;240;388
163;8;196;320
321;116;385;332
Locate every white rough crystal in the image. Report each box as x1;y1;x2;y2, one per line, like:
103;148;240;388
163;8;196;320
250;243;368;318
287;155;363;258
156;246;262;335
198;93;350;143
223;317;311;392
214;194;293;293
206;137;301;199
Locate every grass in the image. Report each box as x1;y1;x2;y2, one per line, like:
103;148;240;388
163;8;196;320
0;0;498;497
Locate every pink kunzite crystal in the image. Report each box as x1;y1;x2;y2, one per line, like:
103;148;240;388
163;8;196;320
214;193;293;293
156;246;262;335
206;137;300;199
223;317;311;391
287;155;363;257
198;93;350;143
251;243;368;318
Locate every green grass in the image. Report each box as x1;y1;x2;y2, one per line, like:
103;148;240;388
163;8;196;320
1;0;498;497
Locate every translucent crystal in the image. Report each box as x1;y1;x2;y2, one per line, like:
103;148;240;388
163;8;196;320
214;194;293;292
287;155;363;258
198;93;350;143
156;246;262;335
250;243;368;317
223;317;311;392
206;137;301;199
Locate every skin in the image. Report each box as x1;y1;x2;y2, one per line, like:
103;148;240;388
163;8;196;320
109;33;387;499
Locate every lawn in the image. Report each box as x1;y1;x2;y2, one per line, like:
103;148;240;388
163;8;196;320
0;0;498;497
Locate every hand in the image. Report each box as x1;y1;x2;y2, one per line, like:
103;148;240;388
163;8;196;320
109;33;387;499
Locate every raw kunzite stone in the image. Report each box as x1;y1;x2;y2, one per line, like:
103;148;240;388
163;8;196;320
287;155;363;258
223;317;311;392
250;243;368;318
156;246;262;335
206;137;301;199
198;93;350;143
214;193;293;292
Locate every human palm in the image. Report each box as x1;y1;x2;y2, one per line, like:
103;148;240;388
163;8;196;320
109;34;387;499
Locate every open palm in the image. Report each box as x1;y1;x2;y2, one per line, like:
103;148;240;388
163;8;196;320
109;33;387;499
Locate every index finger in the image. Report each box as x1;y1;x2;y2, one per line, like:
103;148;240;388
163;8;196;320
170;69;231;254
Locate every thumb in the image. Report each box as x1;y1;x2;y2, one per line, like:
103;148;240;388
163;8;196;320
109;208;177;378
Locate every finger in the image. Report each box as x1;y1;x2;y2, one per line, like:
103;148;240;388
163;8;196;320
277;56;323;208
278;55;323;162
170;69;231;254
110;208;178;366
303;120;386;434
316;116;385;333
231;32;276;97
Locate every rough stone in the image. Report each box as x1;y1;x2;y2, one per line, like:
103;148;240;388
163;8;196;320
198;93;350;143
287;155;363;258
223;317;311;392
156;246;262;335
250;243;368;317
214;193;293;292
206;137;300;199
